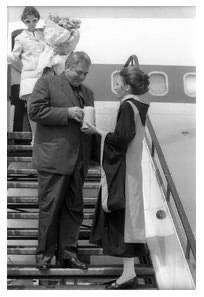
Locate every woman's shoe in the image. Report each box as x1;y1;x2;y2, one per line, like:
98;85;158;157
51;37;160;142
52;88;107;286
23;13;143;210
105;276;138;290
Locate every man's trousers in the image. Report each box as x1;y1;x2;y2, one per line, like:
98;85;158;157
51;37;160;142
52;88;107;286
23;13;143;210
36;160;85;260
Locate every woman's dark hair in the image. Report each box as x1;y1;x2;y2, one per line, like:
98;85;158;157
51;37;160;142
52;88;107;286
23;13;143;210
120;66;150;95
21;6;40;22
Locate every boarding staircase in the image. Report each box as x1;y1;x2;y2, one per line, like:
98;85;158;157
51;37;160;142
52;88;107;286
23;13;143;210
7;132;158;290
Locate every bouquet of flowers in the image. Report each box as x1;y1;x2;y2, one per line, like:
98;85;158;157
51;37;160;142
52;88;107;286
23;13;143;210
37;14;81;75
48;14;81;30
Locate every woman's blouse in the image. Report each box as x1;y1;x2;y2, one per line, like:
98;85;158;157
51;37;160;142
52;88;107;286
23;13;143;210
8;29;45;72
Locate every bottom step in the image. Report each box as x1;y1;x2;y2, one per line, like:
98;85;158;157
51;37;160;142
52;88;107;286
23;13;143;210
7;265;154;278
8;277;157;290
7;265;157;289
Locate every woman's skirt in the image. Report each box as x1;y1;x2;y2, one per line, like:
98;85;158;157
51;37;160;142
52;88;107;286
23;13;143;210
90;191;147;257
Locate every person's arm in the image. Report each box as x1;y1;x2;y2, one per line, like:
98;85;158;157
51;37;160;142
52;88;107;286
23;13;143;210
67;29;80;52
105;102;136;152
53;30;80;56
7;37;23;65
28;77;83;126
82;102;136;152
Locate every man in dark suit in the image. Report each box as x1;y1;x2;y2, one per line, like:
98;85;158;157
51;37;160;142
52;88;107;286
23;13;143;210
28;51;94;270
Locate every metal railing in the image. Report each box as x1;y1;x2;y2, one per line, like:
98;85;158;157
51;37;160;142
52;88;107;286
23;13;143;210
145;115;196;264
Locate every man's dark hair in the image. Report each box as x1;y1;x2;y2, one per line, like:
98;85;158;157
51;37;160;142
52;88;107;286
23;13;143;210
42;67;56;77
65;51;91;69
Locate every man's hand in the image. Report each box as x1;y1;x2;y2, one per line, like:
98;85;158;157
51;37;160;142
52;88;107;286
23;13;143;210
81;122;103;135
67;107;84;122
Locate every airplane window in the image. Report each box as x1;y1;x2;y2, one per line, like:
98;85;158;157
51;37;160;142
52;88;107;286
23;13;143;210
148;71;168;96
183;73;196;97
111;70;123;95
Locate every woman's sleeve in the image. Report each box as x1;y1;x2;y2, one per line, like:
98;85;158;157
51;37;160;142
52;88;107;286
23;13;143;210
53;29;80;56
68;29;80;52
7;37;23;64
105;102;136;152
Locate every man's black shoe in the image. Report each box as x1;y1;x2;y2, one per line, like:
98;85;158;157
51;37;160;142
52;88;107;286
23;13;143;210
63;255;88;270
36;254;52;270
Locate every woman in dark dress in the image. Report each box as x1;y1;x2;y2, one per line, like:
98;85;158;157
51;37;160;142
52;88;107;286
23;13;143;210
82;66;150;289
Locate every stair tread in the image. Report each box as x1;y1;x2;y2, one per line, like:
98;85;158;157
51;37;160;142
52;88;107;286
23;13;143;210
7;283;157;290
8;132;32;140
8;227;89;231
7;265;155;276
7;228;91;239
8;181;99;188
8;212;94;220
8;225;89;228
8;196;96;201
8;145;33;151
7;283;156;290
8;157;32;162
7;247;152;266
7;275;157;289
7;245;151;260
7;197;96;208
8;246;103;255
8;168;101;176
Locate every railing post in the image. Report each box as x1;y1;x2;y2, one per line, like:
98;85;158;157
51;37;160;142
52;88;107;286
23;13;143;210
151;141;155;158
166;183;171;202
186;240;191;260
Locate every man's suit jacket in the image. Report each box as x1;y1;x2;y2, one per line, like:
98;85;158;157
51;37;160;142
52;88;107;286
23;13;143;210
28;72;94;175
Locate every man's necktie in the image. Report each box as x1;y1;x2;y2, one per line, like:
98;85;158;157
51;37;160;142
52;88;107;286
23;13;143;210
72;86;85;108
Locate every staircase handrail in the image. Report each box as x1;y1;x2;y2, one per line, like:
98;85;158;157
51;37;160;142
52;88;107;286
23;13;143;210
145;115;196;262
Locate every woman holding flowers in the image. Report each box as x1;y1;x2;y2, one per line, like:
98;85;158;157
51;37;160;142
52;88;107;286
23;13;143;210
8;8;81;144
7;6;45;144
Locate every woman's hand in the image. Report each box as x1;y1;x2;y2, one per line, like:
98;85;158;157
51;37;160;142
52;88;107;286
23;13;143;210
81;123;103;135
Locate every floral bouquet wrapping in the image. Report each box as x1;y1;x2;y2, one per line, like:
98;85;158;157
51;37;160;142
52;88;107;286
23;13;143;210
37;14;81;74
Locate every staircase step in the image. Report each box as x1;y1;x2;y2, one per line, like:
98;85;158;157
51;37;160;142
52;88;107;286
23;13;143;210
8;169;37;175
8;157;32;162
7;246;152;266
7;276;157;289
8;167;101;177
7;196;96;204
7;244;152;263
8;228;90;240
8;132;32;140
7;181;48;189
7;265;155;278
8;212;94;220
8;181;99;189
7;196;96;208
8;145;32;152
8;246;103;256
